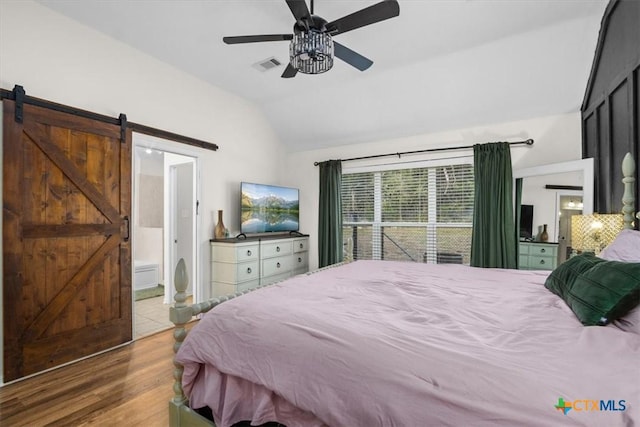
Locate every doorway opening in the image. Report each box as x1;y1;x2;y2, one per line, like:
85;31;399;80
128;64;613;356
556;191;583;263
132;134;200;339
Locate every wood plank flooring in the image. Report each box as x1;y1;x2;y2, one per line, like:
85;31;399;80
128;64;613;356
0;327;182;426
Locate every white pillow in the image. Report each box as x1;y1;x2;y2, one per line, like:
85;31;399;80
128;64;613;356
600;229;640;334
613;305;640;335
598;229;640;262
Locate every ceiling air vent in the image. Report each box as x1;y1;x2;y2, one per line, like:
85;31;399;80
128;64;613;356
253;57;282;72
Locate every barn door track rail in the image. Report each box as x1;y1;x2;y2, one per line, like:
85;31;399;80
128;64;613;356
0;85;218;151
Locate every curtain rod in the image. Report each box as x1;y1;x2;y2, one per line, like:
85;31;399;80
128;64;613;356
313;138;534;166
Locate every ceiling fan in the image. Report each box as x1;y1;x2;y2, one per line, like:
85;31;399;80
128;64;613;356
223;0;400;78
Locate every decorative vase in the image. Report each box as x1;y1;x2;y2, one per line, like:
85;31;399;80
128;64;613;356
214;210;226;239
540;224;549;242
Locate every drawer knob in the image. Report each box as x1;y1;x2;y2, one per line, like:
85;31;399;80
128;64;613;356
299;243;303;249
276;246;280;252
540;260;545;264
276;262;281;268
246;267;252;274
247;250;252;256
540;248;546;253
298;257;302;263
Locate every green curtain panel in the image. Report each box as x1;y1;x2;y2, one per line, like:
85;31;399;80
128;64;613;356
318;160;343;267
470;142;517;268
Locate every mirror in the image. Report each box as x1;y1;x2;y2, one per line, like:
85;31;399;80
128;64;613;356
514;158;594;264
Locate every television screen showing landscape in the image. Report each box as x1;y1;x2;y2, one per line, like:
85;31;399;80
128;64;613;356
241;182;299;233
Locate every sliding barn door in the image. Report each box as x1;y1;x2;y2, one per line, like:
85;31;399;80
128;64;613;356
2;100;132;381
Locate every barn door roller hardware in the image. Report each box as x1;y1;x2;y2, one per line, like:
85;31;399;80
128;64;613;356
1;84;123;127
13;85;25;123
119;113;127;143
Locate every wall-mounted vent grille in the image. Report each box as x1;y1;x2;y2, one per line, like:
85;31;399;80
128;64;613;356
253;57;282;72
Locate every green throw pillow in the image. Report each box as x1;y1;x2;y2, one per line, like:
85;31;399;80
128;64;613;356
544;253;640;326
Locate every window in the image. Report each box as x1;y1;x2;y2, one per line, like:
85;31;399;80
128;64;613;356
342;161;474;264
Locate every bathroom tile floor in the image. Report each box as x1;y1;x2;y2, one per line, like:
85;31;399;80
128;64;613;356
134;296;173;339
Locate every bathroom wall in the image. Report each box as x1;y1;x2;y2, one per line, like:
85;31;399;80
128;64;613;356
134;147;164;283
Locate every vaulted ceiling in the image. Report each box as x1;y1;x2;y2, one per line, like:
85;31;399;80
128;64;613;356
38;0;608;151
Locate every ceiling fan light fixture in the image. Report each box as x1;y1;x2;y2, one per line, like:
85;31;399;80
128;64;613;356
290;31;334;74
224;0;400;78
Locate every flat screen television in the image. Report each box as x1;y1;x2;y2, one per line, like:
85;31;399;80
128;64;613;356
241;182;300;234
519;204;534;240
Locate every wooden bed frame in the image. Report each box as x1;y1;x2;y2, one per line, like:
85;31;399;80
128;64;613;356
168;153;637;427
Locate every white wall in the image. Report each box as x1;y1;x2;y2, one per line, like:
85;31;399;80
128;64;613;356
134;149;165;280
285;112;583;270
0;0;286;291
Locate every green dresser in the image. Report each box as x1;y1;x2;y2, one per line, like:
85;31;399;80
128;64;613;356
519;242;558;271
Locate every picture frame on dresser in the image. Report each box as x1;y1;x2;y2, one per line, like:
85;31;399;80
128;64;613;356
210;234;310;297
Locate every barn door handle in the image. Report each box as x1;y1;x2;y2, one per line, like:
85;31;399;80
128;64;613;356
123;216;130;242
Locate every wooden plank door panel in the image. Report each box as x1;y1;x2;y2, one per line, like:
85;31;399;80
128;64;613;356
3;100;132;381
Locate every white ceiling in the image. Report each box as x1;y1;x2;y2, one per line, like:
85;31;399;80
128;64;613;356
37;0;608;151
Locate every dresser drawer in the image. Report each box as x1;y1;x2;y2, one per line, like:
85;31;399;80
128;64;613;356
213;279;260;296
528;245;556;257
527;256;556;270
212;260;260;283
262;272;292;286
293;238;308;253
211;243;259;263
262;241;292;258
237;279;261;293
262;256;292;277
237;245;260;262
293;252;309;272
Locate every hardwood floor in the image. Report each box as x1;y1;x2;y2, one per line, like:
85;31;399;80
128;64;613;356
0;327;183;426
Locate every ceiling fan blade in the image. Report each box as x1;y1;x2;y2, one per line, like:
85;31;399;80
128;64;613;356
334;42;373;71
326;0;400;36
286;0;311;25
281;63;298;78
223;34;293;44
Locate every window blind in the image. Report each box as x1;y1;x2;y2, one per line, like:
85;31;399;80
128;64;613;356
342;164;474;264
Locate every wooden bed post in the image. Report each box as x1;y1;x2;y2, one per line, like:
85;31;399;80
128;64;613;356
169;258;193;425
345;236;354;262
622;152;636;229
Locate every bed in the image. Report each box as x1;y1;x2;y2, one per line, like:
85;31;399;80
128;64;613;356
169;153;639;427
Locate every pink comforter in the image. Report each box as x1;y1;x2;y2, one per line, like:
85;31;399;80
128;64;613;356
176;260;640;426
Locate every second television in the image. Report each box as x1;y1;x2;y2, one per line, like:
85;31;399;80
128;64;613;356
241;182;300;234
519;204;534;240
